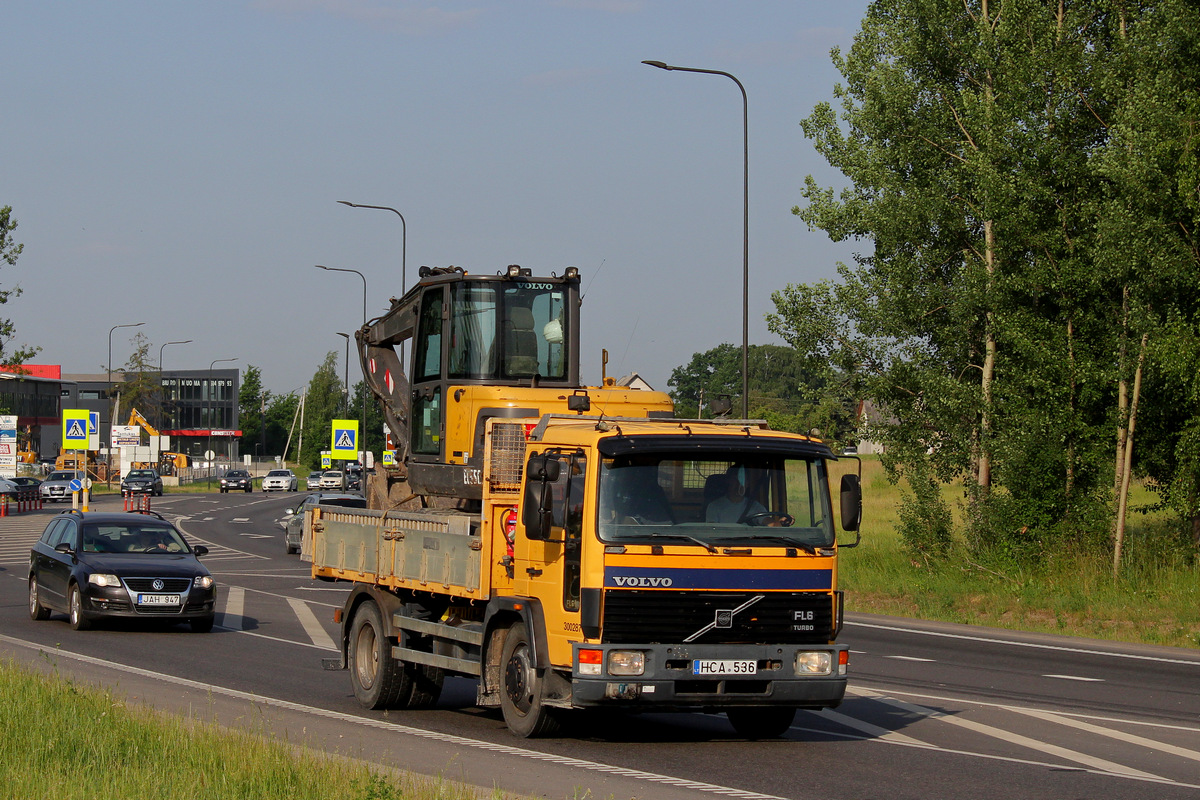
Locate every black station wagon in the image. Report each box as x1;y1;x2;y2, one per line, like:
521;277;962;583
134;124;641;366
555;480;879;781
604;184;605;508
28;510;216;632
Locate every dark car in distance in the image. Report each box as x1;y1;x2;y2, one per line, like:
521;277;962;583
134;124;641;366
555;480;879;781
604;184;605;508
219;469;253;493
280;492;367;554
28;510;216;632
121;468;164;496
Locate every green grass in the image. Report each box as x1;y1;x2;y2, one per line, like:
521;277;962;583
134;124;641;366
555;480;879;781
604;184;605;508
0;659;515;800
831;458;1200;649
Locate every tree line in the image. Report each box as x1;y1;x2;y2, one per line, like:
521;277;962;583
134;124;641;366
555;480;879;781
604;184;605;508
761;0;1200;571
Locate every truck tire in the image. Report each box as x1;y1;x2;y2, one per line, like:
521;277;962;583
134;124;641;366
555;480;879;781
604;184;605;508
725;707;796;739
400;601;444;709
348;601;411;709
499;621;561;738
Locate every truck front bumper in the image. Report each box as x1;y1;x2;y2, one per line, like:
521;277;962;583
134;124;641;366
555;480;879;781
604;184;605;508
569;642;848;711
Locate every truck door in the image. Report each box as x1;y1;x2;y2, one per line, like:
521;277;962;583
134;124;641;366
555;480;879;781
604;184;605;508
515;450;586;665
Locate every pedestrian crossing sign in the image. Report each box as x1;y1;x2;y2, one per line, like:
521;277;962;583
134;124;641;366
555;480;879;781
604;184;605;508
62;409;90;450
331;419;359;460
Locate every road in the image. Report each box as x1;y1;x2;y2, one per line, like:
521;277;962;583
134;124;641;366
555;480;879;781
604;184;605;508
2;492;1199;799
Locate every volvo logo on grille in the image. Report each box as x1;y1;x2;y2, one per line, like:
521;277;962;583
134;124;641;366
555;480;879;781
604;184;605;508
715;610;734;628
152;579;165;591
611;576;673;588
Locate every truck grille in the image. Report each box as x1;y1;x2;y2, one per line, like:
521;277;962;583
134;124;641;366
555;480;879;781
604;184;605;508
601;590;835;645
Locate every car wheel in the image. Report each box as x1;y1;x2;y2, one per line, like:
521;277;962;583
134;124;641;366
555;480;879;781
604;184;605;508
68;584;90;631
190;615;215;633
28;575;50;621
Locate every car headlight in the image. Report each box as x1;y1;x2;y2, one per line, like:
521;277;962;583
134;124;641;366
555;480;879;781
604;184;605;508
607;650;645;676
193;575;214;589
794;651;833;675
88;573;121;588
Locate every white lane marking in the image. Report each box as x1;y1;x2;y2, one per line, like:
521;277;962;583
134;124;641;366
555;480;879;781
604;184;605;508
886;655;936;662
1006;706;1200;764
1043;674;1104;682
847;619;1200;667
287;597;337;651
222;586;246;630
851;687;1163;780
816;708;930;746
0;634;788;800
238;533;273;539
231;518;251;523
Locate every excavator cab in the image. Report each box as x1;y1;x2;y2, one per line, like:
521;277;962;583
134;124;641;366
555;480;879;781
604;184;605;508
360;266;583;501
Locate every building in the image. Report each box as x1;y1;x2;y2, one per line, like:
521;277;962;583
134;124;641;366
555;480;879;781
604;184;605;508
0;364;241;465
63;369;242;463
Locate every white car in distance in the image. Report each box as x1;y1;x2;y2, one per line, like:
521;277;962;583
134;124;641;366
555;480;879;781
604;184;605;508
261;469;298;492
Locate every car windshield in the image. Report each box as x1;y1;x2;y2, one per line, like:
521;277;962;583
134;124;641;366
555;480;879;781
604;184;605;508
47;471;79;481
128;470;155;479
596;451;836;549
226;471;249;477
267;471;291;477
81;523;189;554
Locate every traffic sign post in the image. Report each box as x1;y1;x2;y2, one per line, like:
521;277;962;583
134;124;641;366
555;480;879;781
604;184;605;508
62;409;90;451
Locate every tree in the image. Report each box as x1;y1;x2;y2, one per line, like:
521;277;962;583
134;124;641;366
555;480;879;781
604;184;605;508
667;343;855;440
0;206;39;367
116;332;159;420
238;365;268;457
299;352;342;469
772;0;1144;562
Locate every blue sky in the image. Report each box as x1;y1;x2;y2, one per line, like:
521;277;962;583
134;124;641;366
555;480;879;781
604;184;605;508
3;1;869;397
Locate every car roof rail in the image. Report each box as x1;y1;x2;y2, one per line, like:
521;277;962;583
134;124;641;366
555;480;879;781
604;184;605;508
127;509;168;521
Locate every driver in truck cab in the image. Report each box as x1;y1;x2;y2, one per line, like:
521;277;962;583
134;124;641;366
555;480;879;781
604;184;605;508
706;465;768;524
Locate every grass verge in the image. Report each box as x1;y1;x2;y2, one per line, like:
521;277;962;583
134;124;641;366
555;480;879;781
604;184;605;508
832;458;1200;649
0;658;512;800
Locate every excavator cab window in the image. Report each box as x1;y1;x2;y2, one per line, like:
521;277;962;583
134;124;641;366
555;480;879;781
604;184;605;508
501;284;568;381
414;289;444;383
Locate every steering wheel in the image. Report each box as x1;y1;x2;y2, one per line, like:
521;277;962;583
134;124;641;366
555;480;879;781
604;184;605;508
744;512;795;527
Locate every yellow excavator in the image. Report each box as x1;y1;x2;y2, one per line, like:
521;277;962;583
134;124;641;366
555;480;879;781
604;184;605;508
126;408;190;474
355;264;675;510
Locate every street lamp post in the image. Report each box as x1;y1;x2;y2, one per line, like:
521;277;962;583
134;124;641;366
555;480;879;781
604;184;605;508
316;265;368;462
207;358;237;484
336;332;351;416
158;339;192;429
642;60;750;418
107;321;145;407
336;201;407;295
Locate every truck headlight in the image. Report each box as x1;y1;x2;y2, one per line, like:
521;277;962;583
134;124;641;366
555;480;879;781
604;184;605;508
88;573;121;588
795;651;833;675
607;650;645;676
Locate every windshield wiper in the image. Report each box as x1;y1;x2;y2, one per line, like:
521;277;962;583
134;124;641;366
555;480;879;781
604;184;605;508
742;535;818;554
645;532;718;554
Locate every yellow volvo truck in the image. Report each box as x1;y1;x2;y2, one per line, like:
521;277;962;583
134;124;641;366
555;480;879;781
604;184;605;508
313;411;862;738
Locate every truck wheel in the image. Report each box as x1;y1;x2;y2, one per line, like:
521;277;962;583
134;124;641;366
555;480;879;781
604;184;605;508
400;601;444;709
28;575;50;620
68;584;90;631
499;621;560;737
726;707;796;739
348;601;412;709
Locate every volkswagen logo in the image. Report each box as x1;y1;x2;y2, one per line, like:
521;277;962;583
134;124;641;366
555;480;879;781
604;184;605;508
152;579;165;591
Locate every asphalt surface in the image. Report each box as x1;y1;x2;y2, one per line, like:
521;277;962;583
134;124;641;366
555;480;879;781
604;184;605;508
2;491;1199;799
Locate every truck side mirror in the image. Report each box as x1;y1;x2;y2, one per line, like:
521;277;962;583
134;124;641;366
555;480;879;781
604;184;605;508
522;454;561;540
840;473;862;532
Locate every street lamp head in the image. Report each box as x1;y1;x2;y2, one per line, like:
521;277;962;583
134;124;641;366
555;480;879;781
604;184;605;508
337;200;357;208
642;60;672;70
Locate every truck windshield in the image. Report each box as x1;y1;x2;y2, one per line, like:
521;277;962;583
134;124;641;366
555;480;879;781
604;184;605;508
597;453;835;549
448;281;569;381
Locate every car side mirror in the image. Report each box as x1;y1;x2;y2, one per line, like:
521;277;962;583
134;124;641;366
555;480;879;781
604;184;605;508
193;545;209;557
54;542;74;555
